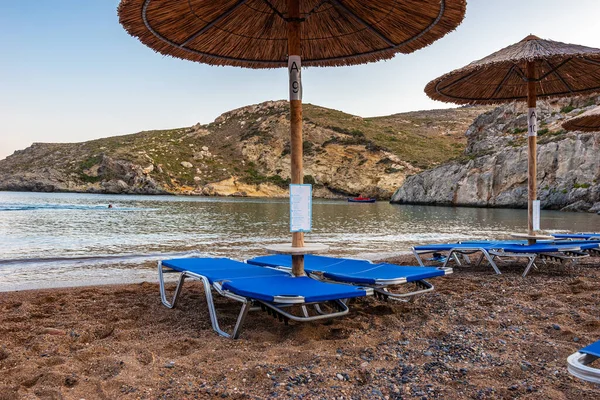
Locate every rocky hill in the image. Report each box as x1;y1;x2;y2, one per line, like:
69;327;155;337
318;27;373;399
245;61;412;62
0;101;487;199
391;96;600;212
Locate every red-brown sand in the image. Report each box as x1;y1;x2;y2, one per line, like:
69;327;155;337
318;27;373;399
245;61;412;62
1;255;599;399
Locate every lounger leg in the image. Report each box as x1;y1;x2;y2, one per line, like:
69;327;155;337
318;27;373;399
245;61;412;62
442;253;452;268
442;251;463;268
453;253;463;266
475;253;485;267
522;256;537;278
413;248;425;267
407;285;417;303
571;258;578;267
158;261;186;309
442;250;460;268
199;276;236;338
483;251;501;275
157;267;256;339
462;254;471;265
231;302;251;339
301;305;310;318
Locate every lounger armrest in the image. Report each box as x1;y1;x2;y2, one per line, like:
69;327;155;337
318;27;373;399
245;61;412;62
439;267;453;275
374;277;408;285
272;295;306;304
373;279;434;302
273;287;374;302
363;288;374;296
567;351;600;384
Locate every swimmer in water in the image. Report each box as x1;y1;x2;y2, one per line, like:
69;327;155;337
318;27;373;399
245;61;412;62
108;204;113;209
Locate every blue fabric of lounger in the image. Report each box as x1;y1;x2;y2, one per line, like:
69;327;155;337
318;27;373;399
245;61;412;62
463;239;600;244
554;233;600;240
247;255;445;284
247;254;295;269
462;241;599;250
500;243;598;253
413;243;495;251
573;243;599;250
464;240;600;246
462;240;549;245
162;257;284;284
414;242;594;253
322;264;445;284
499;244;566;253
580;340;600;358
221;275;368;303
248;254;370;275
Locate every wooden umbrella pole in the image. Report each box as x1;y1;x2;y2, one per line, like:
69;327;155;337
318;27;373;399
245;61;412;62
288;0;304;276
526;61;538;243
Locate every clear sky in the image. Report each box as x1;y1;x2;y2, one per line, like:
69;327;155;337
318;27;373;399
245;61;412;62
1;0;600;160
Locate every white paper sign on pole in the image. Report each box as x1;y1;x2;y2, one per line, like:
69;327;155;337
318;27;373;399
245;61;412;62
288;55;302;101
532;199;540;231
290;184;312;232
528;108;537;137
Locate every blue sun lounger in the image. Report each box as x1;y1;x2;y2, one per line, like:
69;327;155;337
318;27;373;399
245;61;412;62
413;243;502;273
413;242;592;277
462;240;600;260
158;258;372;338
554;233;600;240
246;254;451;302
568;340;600;384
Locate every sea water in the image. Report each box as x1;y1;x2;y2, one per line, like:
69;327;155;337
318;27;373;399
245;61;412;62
0;191;597;291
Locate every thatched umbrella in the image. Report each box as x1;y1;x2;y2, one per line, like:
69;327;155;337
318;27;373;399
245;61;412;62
562;105;600;132
425;35;600;241
118;0;466;275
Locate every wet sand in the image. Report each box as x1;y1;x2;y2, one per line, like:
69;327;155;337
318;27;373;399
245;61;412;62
1;255;599;399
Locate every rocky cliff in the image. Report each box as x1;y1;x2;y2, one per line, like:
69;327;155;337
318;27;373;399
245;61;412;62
0;101;487;199
391;96;600;212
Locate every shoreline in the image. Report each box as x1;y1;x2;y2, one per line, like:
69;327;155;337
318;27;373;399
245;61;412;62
0;188;369;201
3;189;600;213
1;255;599;399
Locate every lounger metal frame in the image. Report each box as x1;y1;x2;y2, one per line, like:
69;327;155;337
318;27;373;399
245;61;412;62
589;248;600;257
259;262;451;303
567;350;600;384
413;246;502;274
372;279;434;302
158;261;369;339
413;245;587;277
314;271;444;303
555;234;600;241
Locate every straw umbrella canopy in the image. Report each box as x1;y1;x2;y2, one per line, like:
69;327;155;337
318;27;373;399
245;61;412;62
562;105;600;132
425;35;600;241
118;0;467;275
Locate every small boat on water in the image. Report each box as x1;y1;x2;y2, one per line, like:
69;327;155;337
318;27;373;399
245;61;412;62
347;197;376;203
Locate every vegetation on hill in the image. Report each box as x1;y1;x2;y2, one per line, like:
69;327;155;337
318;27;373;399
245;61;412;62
0;101;489;198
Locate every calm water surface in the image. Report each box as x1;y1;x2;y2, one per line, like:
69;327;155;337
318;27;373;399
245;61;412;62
0;191;598;291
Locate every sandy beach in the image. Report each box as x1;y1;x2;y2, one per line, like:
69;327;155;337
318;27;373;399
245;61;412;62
1;255;599;399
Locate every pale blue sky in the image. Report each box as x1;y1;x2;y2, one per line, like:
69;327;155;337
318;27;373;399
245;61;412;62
1;1;600;160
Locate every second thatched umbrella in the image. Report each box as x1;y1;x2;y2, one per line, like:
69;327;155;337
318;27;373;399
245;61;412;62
563;105;600;132
425;35;600;241
118;0;467;275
